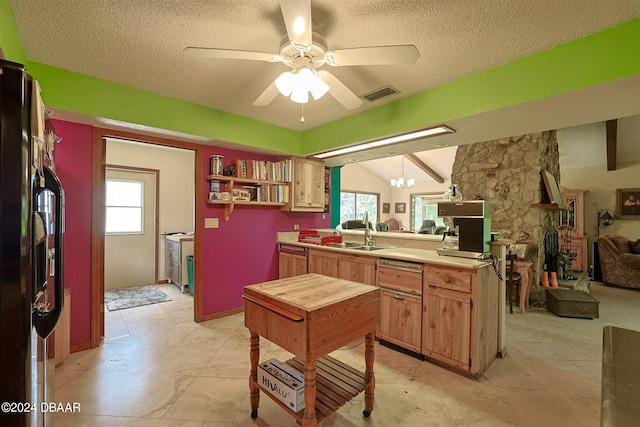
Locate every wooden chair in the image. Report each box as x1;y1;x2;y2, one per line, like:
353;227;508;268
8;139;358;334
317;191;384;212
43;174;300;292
506;253;523;314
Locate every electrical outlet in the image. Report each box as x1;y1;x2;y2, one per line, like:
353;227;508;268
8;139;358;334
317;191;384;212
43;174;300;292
293;224;300;230
205;218;219;229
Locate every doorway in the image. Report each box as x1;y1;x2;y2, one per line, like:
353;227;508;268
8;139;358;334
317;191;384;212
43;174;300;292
104;167;158;290
91;134;199;346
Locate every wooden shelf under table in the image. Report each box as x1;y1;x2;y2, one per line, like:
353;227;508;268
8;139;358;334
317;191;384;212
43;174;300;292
251;355;367;424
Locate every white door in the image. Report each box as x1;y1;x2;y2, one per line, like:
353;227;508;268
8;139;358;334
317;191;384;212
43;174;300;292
104;168;157;290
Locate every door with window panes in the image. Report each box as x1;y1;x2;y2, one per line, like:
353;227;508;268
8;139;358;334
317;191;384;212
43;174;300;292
104;168;157;290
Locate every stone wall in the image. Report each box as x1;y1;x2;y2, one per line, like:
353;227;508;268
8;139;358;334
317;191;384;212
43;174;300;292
451;131;560;304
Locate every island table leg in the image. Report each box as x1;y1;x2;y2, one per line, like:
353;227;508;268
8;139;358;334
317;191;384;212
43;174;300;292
363;331;375;417
249;332;260;419
302;359;318;427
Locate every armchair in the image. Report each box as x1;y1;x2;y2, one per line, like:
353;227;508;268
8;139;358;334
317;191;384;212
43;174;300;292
596;235;640;289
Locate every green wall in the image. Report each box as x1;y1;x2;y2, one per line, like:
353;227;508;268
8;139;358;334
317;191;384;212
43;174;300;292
1;0;638;156
0;0;26;63
26;62;302;154
302;19;640;154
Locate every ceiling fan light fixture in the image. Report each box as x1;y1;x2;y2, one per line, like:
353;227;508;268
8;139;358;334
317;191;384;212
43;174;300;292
276;67;328;103
290;87;309;104
275;71;295;96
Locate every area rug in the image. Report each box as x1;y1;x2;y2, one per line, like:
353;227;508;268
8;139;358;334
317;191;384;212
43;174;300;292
105;285;172;311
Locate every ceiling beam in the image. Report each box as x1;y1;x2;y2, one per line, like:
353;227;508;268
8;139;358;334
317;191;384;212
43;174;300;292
606;119;617;171
404;154;444;183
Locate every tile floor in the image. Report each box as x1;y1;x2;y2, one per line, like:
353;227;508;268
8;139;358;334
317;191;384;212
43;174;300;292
54;281;640;426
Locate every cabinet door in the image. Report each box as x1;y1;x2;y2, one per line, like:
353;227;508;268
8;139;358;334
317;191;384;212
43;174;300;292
291;158;324;211
422;292;471;369
338;255;378;285
279;253;308;279
308;250;339;277
379;290;421;352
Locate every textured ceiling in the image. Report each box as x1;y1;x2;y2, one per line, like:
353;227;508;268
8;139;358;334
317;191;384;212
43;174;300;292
9;0;639;132
8;1;640;182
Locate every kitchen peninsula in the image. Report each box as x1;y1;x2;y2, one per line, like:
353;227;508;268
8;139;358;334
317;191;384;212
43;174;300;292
277;229;510;378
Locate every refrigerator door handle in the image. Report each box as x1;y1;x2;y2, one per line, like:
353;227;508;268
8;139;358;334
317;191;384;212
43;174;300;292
32;165;65;339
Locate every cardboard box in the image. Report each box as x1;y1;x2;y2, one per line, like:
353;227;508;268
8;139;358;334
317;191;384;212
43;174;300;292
257;359;305;412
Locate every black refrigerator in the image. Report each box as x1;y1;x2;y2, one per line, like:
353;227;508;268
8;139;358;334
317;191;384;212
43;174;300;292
0;59;65;426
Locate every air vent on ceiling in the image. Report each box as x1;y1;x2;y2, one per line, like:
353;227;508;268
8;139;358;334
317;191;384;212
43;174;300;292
361;85;400;102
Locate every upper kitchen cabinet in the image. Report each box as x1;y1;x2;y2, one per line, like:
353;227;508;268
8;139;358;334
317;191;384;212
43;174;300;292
284;157;325;212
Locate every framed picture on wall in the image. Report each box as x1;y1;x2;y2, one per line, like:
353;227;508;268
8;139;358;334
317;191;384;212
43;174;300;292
617;188;640;220
395;202;406;214
382;203;390;214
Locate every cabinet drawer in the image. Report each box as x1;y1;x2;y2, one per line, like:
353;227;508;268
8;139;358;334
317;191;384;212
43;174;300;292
424;265;472;293
379;266;423;296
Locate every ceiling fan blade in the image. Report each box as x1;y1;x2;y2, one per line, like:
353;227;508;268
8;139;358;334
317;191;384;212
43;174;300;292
183;47;280;62
253;81;280;106
279;0;312;47
317;70;362;110
325;45;419;66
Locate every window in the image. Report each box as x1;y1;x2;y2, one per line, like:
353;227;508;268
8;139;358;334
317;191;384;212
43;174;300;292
105;179;144;234
340;191;379;225
410;193;445;231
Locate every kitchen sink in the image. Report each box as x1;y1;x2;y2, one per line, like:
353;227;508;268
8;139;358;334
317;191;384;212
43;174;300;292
349;245;393;251
328;242;362;248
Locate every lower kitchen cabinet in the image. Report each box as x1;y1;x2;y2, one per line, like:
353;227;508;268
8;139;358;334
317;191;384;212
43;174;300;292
278;244;308;279
422;292;471;369
378;290;422;353
337;253;378;286
422;263;498;378
308;248;339;277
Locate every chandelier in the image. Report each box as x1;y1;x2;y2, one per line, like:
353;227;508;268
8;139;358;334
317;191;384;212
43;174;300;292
391;156;415;188
275;67;329;103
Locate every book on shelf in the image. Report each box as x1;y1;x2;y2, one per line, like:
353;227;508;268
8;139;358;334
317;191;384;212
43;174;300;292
221;158;292;182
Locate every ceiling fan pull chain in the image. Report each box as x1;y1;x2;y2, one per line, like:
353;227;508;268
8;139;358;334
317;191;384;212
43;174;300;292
300;104;305;123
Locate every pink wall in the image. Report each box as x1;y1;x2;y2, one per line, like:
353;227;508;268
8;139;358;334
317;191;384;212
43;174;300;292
51;120;93;347
200;146;330;315
52;120;331;347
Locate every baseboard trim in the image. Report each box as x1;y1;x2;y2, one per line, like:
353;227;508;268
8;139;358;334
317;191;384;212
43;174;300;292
199;306;243;322
70;341;92;353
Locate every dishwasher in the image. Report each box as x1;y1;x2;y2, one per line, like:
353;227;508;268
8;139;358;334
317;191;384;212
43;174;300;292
378;258;424;353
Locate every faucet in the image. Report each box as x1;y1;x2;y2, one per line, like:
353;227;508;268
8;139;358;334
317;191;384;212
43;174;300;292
362;211;374;246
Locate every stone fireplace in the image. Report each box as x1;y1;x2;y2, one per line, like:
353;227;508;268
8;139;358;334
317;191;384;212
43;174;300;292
451;131;560;305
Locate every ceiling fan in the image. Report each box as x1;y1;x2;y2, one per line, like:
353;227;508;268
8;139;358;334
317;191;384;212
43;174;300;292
184;0;419;110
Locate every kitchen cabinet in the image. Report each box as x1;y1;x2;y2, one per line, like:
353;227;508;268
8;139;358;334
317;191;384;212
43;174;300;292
377;258;424;352
308;248;339;277
422;263;499;378
308;249;378;285
560;187;588;272
337;253;378;285
278;244;308;278
284;157;324;212
379;290;422;353
52;288;71;367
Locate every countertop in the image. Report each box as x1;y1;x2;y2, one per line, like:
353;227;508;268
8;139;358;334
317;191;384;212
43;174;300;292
278;232;501;270
165;233;194;242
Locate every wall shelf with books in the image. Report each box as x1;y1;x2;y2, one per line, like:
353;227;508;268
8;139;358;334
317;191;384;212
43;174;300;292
206;175;290;222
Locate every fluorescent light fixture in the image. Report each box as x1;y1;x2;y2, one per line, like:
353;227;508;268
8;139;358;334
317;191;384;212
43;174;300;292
312;125;455;159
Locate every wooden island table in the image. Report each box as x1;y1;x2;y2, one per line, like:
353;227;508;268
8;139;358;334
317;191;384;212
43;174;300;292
243;273;380;426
